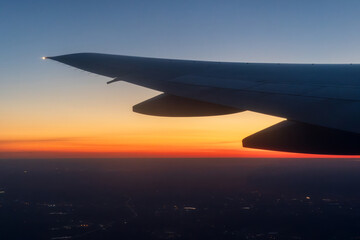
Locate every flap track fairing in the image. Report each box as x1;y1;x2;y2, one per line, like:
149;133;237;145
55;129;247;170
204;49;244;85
133;94;243;117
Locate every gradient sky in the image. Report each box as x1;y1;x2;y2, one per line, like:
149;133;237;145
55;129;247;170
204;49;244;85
2;0;360;158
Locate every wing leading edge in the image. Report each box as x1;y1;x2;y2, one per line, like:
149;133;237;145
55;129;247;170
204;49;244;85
46;53;360;155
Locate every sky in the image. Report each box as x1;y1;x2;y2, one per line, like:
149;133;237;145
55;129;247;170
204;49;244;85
2;0;360;158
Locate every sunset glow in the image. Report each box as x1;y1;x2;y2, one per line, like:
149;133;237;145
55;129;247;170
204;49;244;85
0;78;350;159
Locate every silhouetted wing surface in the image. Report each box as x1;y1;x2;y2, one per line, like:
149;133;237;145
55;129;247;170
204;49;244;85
48;53;360;154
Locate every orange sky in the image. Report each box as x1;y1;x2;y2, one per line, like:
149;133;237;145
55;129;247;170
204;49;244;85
0;74;356;159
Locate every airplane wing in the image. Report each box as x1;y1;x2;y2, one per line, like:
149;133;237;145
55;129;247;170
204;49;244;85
46;53;360;155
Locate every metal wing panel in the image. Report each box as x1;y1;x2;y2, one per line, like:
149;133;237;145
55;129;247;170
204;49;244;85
151;76;360;134
306;86;360;101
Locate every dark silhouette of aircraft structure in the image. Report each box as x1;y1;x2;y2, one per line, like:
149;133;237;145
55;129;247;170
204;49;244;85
45;53;360;155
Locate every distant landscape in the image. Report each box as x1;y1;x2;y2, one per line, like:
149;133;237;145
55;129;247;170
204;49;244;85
1;158;360;239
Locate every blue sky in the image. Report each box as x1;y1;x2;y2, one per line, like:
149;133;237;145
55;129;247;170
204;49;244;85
2;0;360;63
